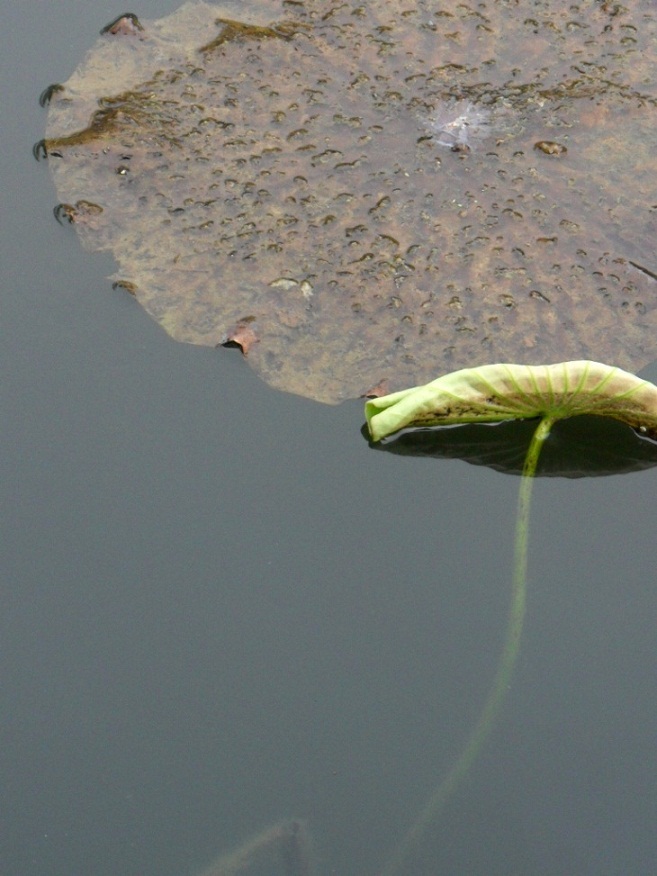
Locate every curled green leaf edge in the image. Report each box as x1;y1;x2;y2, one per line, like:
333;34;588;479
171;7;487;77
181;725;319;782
365;360;657;443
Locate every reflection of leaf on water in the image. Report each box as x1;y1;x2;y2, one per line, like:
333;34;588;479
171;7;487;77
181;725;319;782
37;0;657;402
196;819;316;876
367;413;657;478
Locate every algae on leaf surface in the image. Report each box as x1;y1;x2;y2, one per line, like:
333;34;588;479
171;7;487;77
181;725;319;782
38;0;657;402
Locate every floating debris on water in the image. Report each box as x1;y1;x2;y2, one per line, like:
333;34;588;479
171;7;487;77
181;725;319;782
426;100;492;152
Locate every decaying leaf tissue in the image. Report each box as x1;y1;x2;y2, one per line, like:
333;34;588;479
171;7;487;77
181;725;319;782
38;0;657;402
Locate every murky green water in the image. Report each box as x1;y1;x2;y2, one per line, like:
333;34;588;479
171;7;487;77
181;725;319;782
2;2;657;875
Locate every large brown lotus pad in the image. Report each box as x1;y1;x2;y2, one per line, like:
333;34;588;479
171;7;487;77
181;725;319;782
40;0;657;402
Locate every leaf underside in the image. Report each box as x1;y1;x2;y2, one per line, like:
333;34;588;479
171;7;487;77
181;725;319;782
365;361;657;442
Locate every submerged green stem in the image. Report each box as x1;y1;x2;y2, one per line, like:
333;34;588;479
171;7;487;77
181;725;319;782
380;415;554;876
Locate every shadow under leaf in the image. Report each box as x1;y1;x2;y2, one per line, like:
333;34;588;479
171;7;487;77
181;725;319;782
365;414;657;478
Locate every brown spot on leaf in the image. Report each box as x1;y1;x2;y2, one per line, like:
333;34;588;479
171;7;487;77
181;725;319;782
100;14;144;37
221;317;260;355
362;379;391;399
112;280;138;296
54;200;104;226
534;140;568;156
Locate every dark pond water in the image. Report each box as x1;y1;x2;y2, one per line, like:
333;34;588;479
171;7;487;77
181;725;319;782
2;2;657;875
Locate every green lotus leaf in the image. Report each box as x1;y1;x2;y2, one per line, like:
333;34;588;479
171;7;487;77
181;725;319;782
365;360;657;443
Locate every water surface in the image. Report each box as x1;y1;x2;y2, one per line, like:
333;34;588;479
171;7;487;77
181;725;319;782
2;2;657;875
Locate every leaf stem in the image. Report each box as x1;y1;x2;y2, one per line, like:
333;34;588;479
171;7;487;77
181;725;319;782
379;415;554;876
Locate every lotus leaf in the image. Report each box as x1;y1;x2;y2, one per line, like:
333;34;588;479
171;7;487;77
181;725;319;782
365;360;657;440
37;0;657;402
